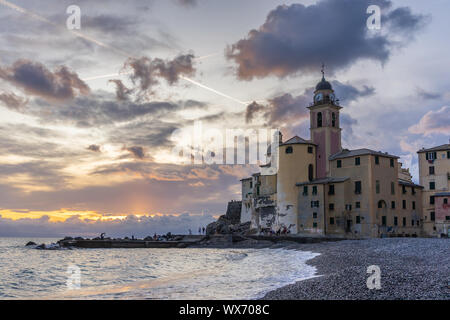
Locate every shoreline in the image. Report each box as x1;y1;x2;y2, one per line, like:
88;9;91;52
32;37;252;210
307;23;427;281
261;238;450;300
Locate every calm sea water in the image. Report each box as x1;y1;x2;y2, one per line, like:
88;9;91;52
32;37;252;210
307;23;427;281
0;237;319;300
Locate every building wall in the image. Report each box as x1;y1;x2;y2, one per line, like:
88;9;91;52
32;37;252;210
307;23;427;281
240;178;253;223
276;143;316;232
418;149;450;236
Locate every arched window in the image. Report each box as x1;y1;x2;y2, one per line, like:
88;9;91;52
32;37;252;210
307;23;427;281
317;112;322;127
332;113;336;127
308;164;314;181
286;146;293;154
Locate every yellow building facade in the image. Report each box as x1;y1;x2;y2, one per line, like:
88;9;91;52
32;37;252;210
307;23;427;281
240;74;425;238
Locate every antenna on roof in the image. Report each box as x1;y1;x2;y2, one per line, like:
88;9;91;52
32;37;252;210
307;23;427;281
321;63;325;79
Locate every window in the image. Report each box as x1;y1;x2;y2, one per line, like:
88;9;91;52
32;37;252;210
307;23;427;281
426;152;436;160
313;222;318;228
286;146;293;154
356;202;361;209
403;217;406;226
317;112;322;127
376;180;380;194
256;186;260;196
378;201;383;209
391;201;396;209
430;212;435;221
402;185;407;194
394;217;398;226
412;187;416;195
345;204;352;211
313;212;317;219
446;216;450;221
332;113;336;127
382;216;387;226
375;156;380;165
308;164;314;181
429;166;435;175
249;181;253;188
429;182;435;190
329;203;335;211
303;186;308;196
412;201;416;210
337;160;342;168
448;151;450;159
355;157;361;166
311;201;319;208
308;146;313;154
411;220;415;226
444;198;448;205
328;185;335;195
356;216;361;224
312;186;318;195
430;196;435;205
355;181;362;194
390;158;394;167
330;217;335;225
402;200;406;209
391;182;395;195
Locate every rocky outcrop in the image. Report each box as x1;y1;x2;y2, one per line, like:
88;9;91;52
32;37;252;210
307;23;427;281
206;201;251;235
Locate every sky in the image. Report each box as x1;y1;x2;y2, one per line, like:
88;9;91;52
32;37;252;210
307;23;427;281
0;0;449;237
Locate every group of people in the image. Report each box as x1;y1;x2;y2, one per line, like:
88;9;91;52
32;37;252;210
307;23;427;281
188;227;206;235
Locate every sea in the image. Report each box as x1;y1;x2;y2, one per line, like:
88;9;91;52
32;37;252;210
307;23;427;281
0;237;320;300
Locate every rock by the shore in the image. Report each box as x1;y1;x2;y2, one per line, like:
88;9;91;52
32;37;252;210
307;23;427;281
25;241;37;246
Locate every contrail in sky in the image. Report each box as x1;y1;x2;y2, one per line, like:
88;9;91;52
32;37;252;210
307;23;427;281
0;0;248;105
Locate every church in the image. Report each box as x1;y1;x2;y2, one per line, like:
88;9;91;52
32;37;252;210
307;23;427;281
240;72;424;238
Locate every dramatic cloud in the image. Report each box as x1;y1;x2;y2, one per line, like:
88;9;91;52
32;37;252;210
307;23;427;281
109;79;132;101
126;146;146;160
31;93;180;128
226;0;426;80
408;106;450;136
0;60;90;101
174;0;198;7
124;54;196;96
0;92;28;111
0;214;215;238
245;81;373;126
87;145;101;153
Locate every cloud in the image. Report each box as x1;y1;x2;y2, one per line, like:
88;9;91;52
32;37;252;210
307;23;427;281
124;54;196;97
109;79;132;101
87;145;101;153
226;0;426;80
417;88;441;100
408;106;450;136
0;213;215;238
174;0;198;7
125;146;146;160
0;60;90;101
0;91;28;111
245;81;371;126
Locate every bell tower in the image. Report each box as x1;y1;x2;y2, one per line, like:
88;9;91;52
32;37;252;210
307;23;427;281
308;66;342;178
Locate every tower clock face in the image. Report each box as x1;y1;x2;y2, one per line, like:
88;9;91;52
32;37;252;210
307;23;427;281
315;93;323;102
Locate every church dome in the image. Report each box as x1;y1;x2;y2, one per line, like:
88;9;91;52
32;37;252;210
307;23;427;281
315;76;332;91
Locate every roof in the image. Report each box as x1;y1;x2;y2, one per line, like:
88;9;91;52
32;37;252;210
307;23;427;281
417;144;450;153
434;192;450;197
398;179;424;189
240;177;252;181
315;76;333;91
296;177;349;186
280;136;316;146
329;148;399;160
